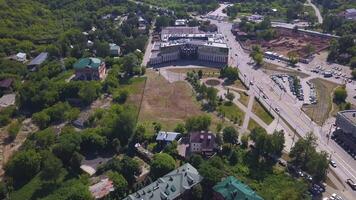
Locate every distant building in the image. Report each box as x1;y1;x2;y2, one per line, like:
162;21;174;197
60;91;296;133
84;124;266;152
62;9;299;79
123;163;203;200
213;176;264;200
109;43;121;56
247;14;264;22
156;131;180;142
89;178;115;199
15;52;26;62
336;110;356;137
0;78;13;92
175;19;187;26
27;52;48;70
73;58;106;80
189;131;217;157
149;27;229;65
340;8;356;20
0;93;16;108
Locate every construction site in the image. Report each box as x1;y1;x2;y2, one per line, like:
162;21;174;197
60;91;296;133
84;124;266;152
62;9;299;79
241;27;333;59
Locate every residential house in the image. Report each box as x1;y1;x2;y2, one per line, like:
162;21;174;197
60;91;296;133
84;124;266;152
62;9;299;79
213;176;264;200
123;163;203;200
189;131;216;157
175;19;187;26
0;78;13;93
73;57;106;80
340;8;356;20
156;131;180;143
27;52;48;70
0;93;16;108
138;16;147;31
109;43;121;57
15;52;26;62
89;177;115;199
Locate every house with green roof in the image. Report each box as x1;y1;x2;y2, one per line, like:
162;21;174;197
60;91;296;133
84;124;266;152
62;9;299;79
123;163;203;200
73;57;106;80
213;176;263;200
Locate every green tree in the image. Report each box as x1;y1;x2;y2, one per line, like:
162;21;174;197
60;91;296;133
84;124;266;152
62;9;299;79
250;45;264;66
151;153;175;178
333;87;347;103
7;120;21;141
288;51;299;66
5;150;41;183
41;151;63;182
241;134;249;149
189;154;204;168
153;122;162;133
185;115;211;132
221;67;239;82
192;183;203;200
174;123;186;134
78;82;101;105
107;171;128;198
223;126;239;144
225;91;235;103
120;156;141;184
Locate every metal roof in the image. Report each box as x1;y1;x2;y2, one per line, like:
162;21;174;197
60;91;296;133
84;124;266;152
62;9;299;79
28;52;48;66
213;176;264;200
156;131;180;142
73;57;102;70
123;163;202;200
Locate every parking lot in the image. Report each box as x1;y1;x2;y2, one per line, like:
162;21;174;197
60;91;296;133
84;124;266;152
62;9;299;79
310;65;352;83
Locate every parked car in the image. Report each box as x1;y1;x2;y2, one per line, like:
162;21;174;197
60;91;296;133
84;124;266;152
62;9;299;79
346;179;356;190
329;160;337;168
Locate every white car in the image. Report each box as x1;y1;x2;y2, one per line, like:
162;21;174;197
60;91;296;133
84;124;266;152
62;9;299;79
329;160;337;168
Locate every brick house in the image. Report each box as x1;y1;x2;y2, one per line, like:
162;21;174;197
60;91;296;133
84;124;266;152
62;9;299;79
73;57;106;80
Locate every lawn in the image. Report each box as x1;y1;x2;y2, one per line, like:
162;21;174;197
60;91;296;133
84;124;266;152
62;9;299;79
138;70;227;137
237;91;250;107
252;98;275;125
302;78;339;125
232;78;248;90
217;102;245;126
167;67;220;78
248;118;263;131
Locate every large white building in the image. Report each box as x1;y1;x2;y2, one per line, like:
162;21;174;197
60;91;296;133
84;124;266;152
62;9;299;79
149;27;229;66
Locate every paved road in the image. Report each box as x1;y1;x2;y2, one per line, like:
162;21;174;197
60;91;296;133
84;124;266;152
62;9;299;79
307;0;323;24
203;4;356;198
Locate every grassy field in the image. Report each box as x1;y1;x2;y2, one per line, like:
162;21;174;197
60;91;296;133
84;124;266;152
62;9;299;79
261;63;309;78
233;78;248;90
248;118;263;131
167;67;220;78
138;70;226;137
237;91;250;107
217;103;245;126
252;98;275;125
302;78;339;125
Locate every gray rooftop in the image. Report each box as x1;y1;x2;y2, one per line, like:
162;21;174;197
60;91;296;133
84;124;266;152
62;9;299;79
123;163;203;200
338;110;356;125
28;52;48;66
156;131;180;142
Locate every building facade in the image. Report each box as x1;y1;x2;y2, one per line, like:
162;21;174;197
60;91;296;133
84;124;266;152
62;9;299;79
336;110;356;137
189;131;216;157
73;58;106;81
149;27;229;66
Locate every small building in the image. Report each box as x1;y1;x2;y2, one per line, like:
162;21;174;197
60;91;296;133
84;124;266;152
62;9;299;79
123;163;203;200
336;110;356;137
15;52;26;62
175;19;187;26
73;57;106;80
89;178;115;199
109;43;121;56
0;93;16;108
213;176;264;200
189;131;216;157
27;52;48;70
156;131;180;142
0;78;13;93
247;14;264;22
340;8;356;20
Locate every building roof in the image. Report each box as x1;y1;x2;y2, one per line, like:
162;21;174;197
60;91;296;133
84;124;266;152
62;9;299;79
109;43;120;51
16;52;26;58
0;93;16;107
0;79;13;88
338;110;356;126
156;131;180;142
73;58;102;70
123;163;203;200
28;52;48;66
345;8;356;14
213;176;264;200
89;178;115;199
189;131;216;150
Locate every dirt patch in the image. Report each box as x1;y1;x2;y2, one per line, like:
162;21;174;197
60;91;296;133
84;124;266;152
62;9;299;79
205;79;221;86
138;70;224;133
261;63;309;78
242;27;330;59
302;78;339;125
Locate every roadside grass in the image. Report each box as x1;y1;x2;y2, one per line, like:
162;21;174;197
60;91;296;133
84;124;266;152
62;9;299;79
233;78;248;90
138;70;227;137
252;98;275;125
167;67;220;78
248;118;263;131
237;91;250;107
217;102;245;126
302;78;339;125
261;63;309;78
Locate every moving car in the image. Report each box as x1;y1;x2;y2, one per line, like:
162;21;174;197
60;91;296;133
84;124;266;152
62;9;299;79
329;160;337;168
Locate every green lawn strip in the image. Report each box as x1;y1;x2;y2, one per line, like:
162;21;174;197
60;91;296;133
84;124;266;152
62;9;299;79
252;98;274;125
218;103;245;126
248;118;263;131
